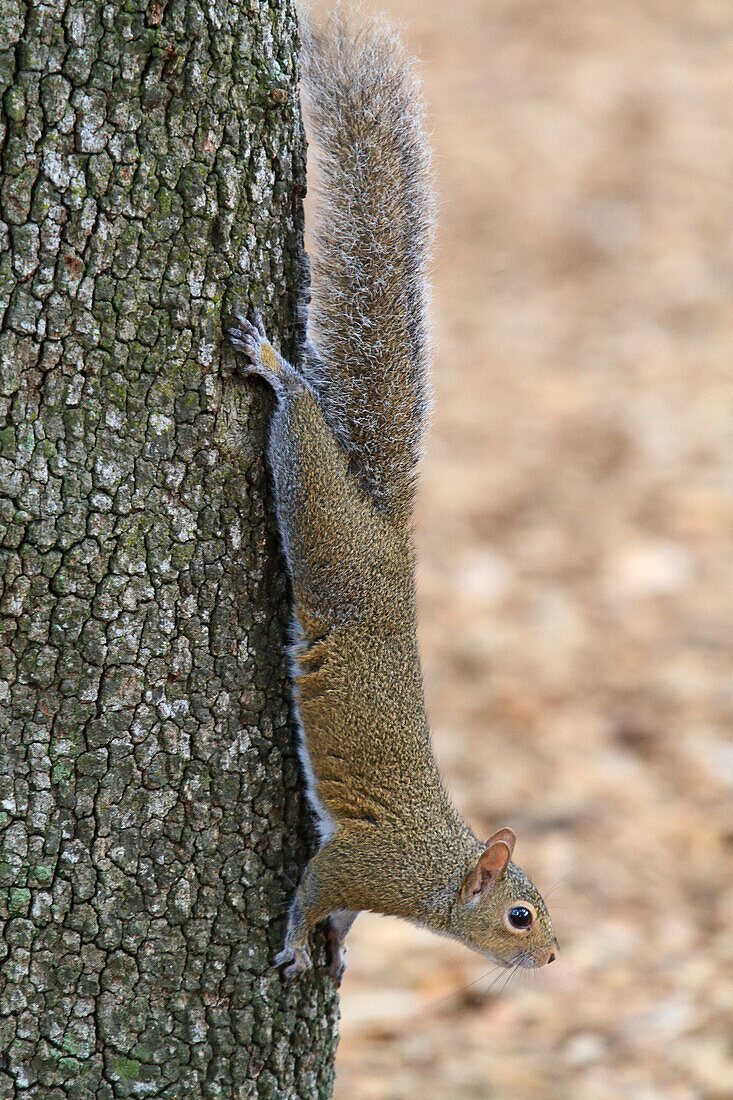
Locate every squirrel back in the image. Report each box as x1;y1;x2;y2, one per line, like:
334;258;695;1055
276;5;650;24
300;13;433;521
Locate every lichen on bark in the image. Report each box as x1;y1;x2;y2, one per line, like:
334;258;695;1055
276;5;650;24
0;1;338;1097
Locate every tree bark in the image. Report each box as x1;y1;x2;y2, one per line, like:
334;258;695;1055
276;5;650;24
0;1;338;1097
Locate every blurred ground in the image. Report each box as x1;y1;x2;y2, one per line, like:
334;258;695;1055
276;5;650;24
310;2;733;1097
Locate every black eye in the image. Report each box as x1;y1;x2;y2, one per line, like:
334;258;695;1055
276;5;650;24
508;905;533;929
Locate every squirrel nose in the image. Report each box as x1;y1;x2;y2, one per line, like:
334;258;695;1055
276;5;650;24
547;952;556;964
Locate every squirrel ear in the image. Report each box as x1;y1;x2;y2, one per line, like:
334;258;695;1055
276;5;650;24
485;826;516;858
463;839;512;900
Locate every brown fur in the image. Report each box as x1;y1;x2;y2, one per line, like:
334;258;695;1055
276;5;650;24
226;12;557;980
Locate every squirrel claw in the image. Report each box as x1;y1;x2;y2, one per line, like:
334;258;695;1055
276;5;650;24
227;313;296;396
274;944;312;981
227;329;259;359
226;313;271;380
230;307;266;342
228;315;263;346
251;308;267;339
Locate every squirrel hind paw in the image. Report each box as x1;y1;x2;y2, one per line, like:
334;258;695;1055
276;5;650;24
227;338;266;378
226;329;258;358
226;315;290;393
227;315;263;360
274;944;313;981
229;309;261;339
229;305;264;339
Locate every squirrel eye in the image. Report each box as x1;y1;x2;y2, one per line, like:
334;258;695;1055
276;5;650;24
504;903;536;932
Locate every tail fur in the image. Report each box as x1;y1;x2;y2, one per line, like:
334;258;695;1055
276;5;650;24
300;11;434;521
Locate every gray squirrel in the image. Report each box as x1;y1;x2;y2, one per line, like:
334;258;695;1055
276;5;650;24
228;12;558;981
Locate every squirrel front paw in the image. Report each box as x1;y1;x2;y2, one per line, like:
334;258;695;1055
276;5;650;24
226;309;294;393
274;943;313;982
326;936;347;987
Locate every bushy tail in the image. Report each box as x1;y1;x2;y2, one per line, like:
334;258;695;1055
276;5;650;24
300;11;434;521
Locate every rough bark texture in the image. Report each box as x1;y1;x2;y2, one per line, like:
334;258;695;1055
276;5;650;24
0;1;338;1097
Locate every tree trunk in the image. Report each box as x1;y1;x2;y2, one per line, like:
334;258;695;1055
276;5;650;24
0;1;338;1096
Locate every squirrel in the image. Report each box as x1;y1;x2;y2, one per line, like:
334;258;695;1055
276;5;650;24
227;12;558;981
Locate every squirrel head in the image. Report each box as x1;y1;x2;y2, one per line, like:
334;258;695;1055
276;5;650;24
449;827;558;968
